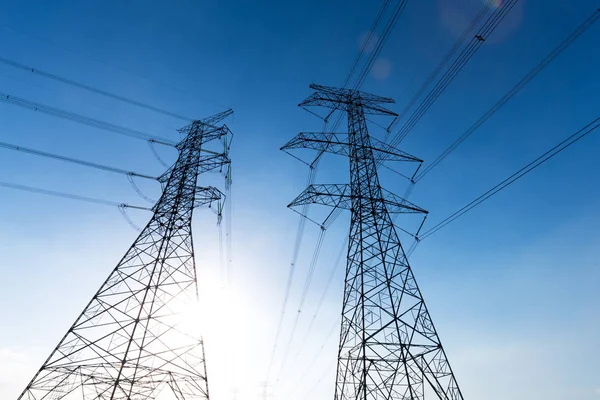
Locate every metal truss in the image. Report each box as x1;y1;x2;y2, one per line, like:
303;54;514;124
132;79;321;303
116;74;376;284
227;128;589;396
18;111;233;400
289;184;427;215
285;84;464;400
282;132;421;163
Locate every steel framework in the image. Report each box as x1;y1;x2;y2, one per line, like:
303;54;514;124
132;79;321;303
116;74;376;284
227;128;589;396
18;111;233;400
283;85;463;399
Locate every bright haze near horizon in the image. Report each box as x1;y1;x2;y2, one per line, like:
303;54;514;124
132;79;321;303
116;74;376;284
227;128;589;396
1;0;599;399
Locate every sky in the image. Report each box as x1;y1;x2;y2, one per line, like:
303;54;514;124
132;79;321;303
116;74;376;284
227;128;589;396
0;0;599;399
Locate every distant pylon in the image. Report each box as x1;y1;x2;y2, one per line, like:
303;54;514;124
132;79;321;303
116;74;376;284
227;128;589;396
18;110;233;400
282;85;463;399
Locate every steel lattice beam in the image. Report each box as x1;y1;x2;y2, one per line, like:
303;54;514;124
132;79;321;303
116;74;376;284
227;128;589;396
281;132;422;163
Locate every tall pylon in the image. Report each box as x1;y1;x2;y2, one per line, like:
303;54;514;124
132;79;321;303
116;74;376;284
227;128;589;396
18;110;233;400
282;85;463;400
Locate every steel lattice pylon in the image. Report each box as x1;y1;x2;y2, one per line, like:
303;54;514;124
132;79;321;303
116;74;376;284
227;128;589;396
18;111;233;400
283;85;464;400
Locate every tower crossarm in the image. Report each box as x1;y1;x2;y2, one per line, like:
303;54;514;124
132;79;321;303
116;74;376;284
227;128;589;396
177;124;233;148
194;186;225;207
289;184;427;215
281;132;422;163
196;153;231;174
158;152;230;183
288;184;350;208
199;108;233;127
177;109;233;134
299;84;398;116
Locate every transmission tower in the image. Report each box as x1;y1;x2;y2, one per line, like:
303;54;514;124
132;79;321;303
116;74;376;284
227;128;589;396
282;85;463;399
18;110;233;400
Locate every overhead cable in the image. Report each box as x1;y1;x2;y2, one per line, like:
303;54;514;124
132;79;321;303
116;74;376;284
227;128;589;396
0;180;150;211
265;185;309;380
0;91;176;146
420;115;600;240
285;318;339;398
353;0;409;90
0;56;196;122
0;139;163;204
0;139;157;180
148;140;170;167
296;236;347;353
118;205;143;231
275;227;327;380
415;7;600;181
224;164;234;284
343;0;392;89
126;175;156;203
388;0;519;146
395;3;490;122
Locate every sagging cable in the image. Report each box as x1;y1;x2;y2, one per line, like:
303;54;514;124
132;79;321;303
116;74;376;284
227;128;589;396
127;174;155;204
118;204;142;232
148;139;170;168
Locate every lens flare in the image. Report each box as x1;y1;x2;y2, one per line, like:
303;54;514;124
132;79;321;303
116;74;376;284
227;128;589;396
372;58;392;80
485;0;503;9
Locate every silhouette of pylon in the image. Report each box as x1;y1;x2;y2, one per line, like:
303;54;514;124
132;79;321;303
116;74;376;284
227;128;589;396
283;85;463;400
18;110;233;400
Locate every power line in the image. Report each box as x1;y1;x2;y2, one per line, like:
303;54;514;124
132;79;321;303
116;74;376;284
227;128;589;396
0;137;192;207
0;91;176;146
0;139;166;204
225;164;234;285
388;0;519;146
324;0;492;157
416;7;600;181
295;235;347;353
420;115;600;240
275;227;327;381
390;0;518;144
299;358;337;400
268;144;345;379
265;174;310;380
269;168;348;382
395;3;490;122
275;206;346;381
343;0;392;89
353;0;409;90
284;318;339;398
1;23;229;112
0;180;150;211
0;139;158;180
148;140;170;167
0;56;196;122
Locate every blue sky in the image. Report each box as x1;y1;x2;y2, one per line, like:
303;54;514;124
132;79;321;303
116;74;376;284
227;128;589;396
0;0;599;399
